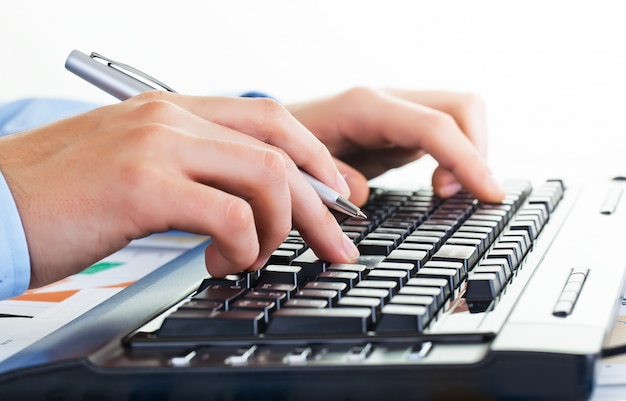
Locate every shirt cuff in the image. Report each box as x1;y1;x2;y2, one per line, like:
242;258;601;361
0;171;30;299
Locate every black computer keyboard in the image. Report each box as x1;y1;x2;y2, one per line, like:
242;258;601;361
131;179;560;343
6;177;625;401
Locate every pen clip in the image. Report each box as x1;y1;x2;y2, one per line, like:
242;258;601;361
90;52;177;93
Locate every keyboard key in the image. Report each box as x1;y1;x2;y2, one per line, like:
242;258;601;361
327;263;368;280
159;310;266;337
346;288;392;304
464;272;503;312
245;290;288;308
406;277;451;301
254;283;297;300
304;281;348;298
266;308;372;335
232;299;277;323
257;265;305;286
384;249;428;269
357;239;395;255
431;244;479;271
376;304;429;333
291;249;329;279
398;286;442;312
337;296;381;322
366;269;408;287
317;271;359;289
283;299;328;308
294;289;339;305
389;294;437;318
192;285;246;310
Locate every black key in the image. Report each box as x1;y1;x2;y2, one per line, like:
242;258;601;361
346;288;391;304
397;242;434;258
464;273;502;304
356;280;398;300
245;290;287;308
267;249;296;265
406;277;451;301
398;286;442;312
385;249;428;270
232;299;277;323
257;265;305;286
476;259;512;282
431;244;479;271
327;263;368;281
283;299;328;308
364;232;402;247
444;237;483;256
337;296;381;323
473;265;507;287
254;283;297;300
293;289;339;305
177;300;223;311
417;265;462;292
304;281;347;298
317;271;359;288
278;242;307;256
374;261;416;277
389;294;437;319
291;249;329;279
159;310;265;337
376;304;429;333
266;308;372;335
192;285;246;310
366;269;408;287
357;239;395;255
197;274;254;290
488;246;520;271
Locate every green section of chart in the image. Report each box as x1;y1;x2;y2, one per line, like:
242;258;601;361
79;262;124;275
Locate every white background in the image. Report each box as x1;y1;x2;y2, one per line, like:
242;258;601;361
1;0;625;184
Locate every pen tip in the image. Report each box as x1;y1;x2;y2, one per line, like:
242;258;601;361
356;210;368;220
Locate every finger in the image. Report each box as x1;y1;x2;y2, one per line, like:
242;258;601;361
135;92;351;198
171;138;294;275
336;88;504;202
333;157;370;206
120;125;294;277
383;89;489;156
289;163;361;266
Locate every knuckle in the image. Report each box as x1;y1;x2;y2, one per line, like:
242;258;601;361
222;197;255;236
259;148;288;186
128;122;172;150
453;92;487;116
131;94;180;122
340;86;381;104
255;97;289;120
422;108;457;133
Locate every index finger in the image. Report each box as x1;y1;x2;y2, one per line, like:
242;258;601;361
341;89;505;202
151;93;352;198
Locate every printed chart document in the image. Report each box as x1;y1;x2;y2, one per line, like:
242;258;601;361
0;231;208;364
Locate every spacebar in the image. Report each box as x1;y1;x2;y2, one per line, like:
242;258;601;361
265;308;372;335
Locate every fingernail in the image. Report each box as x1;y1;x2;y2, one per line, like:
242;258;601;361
336;171;351;197
485;173;506;198
439;181;463;198
342;234;360;261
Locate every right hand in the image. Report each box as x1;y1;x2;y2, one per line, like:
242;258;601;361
0;92;359;288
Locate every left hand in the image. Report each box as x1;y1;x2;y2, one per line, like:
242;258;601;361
286;87;505;206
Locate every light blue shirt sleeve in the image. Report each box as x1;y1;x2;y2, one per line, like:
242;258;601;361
0;171;30;299
0;98;99;299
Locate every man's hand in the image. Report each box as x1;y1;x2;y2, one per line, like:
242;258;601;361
287;87;505;206
0;92;359;287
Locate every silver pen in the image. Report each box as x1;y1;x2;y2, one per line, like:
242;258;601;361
65;50;367;220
